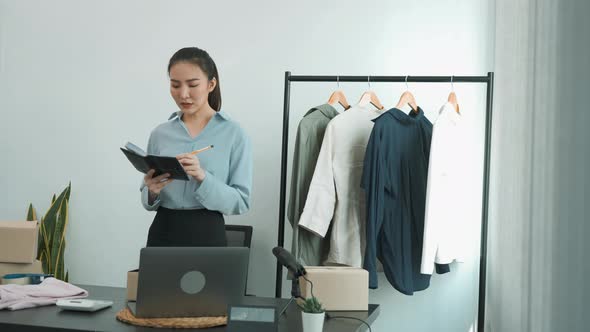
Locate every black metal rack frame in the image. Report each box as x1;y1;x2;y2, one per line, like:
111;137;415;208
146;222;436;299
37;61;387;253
275;72;494;332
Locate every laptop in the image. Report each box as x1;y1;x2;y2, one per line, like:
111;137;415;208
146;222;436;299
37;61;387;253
128;247;249;318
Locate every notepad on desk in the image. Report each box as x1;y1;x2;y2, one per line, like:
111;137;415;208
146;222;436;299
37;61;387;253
120;142;190;181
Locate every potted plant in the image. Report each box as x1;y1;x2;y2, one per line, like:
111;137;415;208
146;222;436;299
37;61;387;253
26;183;71;282
298;296;325;332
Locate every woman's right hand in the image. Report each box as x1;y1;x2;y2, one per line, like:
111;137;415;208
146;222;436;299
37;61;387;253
144;169;173;197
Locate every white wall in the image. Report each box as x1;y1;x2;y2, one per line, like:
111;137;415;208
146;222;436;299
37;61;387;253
0;1;493;331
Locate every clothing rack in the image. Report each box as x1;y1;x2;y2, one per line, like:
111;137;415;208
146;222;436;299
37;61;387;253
275;72;494;332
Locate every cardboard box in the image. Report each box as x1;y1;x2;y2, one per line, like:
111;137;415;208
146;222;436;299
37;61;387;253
299;266;369;311
127;269;139;301
0;221;39;263
0;260;43;284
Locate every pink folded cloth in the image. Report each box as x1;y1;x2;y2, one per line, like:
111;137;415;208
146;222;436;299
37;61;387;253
0;277;88;310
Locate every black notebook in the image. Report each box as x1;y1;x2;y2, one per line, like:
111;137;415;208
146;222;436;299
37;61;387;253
120;142;189;181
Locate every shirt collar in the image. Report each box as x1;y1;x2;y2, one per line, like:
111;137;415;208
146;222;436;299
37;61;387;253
304;103;339;119
344;103;386;120
168;110;230;121
380;106;425;124
440;102;461;124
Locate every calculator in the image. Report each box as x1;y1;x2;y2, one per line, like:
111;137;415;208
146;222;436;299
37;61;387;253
56;299;113;312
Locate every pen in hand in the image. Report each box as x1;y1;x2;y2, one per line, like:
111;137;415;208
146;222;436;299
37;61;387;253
190;145;214;155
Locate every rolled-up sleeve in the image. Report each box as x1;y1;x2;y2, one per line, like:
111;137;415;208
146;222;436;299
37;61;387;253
298;123;336;238
140;185;161;211
193;129;252;215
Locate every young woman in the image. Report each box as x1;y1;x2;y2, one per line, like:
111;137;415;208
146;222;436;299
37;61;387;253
141;47;252;247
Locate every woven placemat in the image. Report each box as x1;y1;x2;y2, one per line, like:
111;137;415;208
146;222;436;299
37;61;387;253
116;307;227;329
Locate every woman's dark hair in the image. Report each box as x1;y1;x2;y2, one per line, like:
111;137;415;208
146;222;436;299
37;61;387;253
168;47;221;112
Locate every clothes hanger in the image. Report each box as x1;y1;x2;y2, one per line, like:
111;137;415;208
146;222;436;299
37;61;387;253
327;75;351;110
447;75;460;114
395;75;418;113
358;76;385;110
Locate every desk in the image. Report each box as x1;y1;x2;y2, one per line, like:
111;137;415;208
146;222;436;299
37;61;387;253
0;285;379;331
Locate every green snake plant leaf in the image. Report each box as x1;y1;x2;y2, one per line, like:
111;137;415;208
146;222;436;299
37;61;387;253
26;203;37;221
27;204;45;259
38;215;49;264
41;184;70;262
43;194;65;240
59;239;67;282
52;197;69;280
39;250;49;276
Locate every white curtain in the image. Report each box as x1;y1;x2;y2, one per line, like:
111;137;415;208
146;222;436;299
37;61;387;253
487;0;590;331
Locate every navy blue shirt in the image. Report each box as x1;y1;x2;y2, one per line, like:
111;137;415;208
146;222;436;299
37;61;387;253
361;107;449;295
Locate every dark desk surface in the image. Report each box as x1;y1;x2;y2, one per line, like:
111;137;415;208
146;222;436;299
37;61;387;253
0;285;379;332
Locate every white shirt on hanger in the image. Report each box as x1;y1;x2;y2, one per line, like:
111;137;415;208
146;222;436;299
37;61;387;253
298;103;385;268
421;102;469;274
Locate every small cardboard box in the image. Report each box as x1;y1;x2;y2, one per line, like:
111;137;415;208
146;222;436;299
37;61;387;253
0;260;43;284
127;269;139;301
0;221;39;263
299;266;369;311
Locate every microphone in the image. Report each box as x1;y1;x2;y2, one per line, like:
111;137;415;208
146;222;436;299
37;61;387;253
272;246;306;277
273;246;306;300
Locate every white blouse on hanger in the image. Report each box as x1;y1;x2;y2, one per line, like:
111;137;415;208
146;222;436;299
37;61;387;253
298;103;385;268
421;102;470;274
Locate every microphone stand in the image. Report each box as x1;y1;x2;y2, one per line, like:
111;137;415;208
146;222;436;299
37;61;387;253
278;269;305;318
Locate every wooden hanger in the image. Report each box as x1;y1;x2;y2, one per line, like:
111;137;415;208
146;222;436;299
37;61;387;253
395;76;418;113
327;76;351;110
327;90;351;110
358;76;385;110
447;76;460;114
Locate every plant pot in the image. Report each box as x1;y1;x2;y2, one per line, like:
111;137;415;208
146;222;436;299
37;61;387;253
301;311;325;332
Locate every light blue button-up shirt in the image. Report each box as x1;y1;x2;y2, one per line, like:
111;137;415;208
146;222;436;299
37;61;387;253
140;111;252;215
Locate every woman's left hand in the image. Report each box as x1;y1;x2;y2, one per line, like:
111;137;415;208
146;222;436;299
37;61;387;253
177;153;206;182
